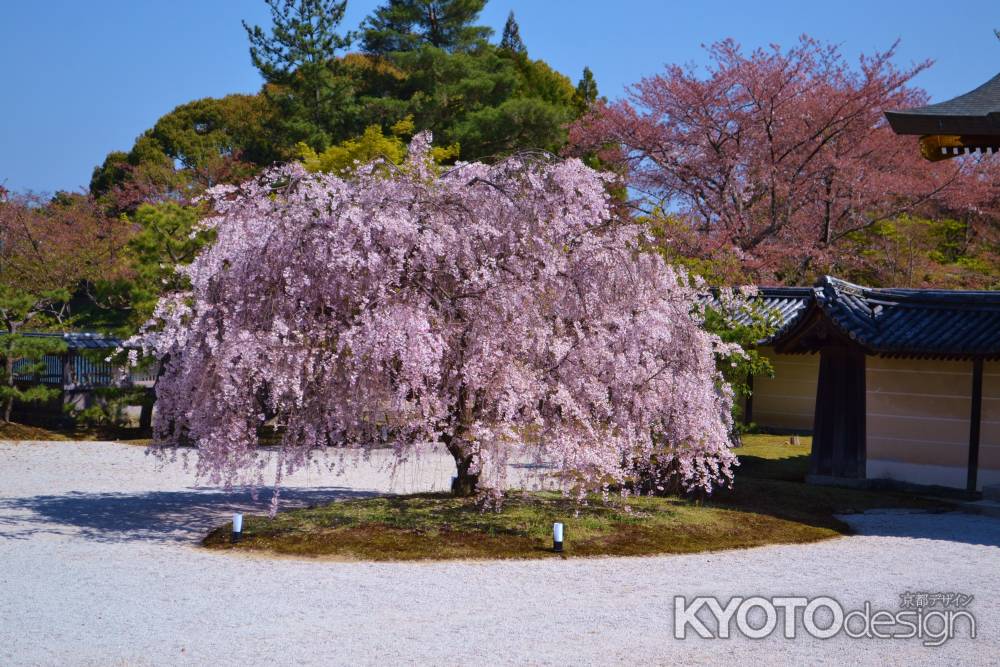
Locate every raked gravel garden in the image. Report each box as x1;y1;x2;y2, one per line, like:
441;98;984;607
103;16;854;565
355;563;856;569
2;439;1000;666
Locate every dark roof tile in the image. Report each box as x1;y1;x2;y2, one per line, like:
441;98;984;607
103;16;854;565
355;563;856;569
13;332;123;351
885;72;1000;136
706;287;813;344
810;276;1000;358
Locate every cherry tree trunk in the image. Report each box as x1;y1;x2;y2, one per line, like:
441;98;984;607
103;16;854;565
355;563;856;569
444;438;480;496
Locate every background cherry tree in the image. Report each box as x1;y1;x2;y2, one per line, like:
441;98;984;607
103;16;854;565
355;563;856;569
132;133;740;510
569;37;993;284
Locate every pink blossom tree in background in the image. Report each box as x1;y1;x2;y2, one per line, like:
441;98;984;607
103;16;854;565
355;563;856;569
569;36;989;284
131;133;740;510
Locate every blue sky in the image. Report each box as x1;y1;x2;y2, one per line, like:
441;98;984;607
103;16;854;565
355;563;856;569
2;0;997;194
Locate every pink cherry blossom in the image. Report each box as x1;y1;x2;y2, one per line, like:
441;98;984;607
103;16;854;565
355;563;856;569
131;133;739;512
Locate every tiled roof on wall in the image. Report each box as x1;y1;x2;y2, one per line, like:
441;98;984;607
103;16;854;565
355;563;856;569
16;332;123;350
810;276;1000;358
704;287;813;343
754;287;813;342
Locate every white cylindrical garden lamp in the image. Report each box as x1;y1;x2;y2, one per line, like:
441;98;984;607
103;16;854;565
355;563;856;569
232;513;244;544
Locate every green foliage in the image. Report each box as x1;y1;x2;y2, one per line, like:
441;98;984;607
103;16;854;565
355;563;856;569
361;0;492;54
87;202;214;335
244;0;357;151
926;217;970;264
90;95;271;214
129;202;213;309
839;214;1000;289
574;66;600;110
89;151;132;198
93;5;591;207
148;95;279;170
644;212;753;285
701;293;778;428
0;333;66;421
356;45;578;159
298;125;406;173
67;386;150;429
0;286;71;329
639;211;778;427
298;117;458;175
244;0;353;83
452;96;573;158
89;139;177;213
499;11;526;54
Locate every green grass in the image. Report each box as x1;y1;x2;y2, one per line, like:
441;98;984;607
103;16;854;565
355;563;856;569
715;433;948;530
736;433;812;481
204;490;846;560
204;433;950;561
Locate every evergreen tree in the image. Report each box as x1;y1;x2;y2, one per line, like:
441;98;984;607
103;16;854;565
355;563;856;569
0;329;66;423
361;0;493;54
243;0;357;149
574;66;600;109
499;11;526;54
356;45;578;158
244;0;353;83
90;2;594;207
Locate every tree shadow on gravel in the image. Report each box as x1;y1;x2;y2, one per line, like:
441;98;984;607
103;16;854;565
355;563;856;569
839;509;1000;548
0;487;375;544
712;477;1000;549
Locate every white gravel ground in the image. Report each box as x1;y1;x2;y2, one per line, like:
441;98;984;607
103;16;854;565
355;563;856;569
1;440;999;666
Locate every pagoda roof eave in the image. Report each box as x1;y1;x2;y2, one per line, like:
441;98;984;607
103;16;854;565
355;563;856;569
885;72;1000;137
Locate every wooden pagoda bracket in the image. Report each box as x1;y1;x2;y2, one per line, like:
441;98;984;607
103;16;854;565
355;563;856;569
920;135;1000;162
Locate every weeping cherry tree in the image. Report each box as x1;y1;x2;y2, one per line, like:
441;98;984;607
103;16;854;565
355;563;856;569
131;133;741;511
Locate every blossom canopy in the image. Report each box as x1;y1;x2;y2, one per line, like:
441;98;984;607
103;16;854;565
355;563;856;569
134;133;738;505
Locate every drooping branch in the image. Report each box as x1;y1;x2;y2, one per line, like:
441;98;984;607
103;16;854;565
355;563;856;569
134;133;740;509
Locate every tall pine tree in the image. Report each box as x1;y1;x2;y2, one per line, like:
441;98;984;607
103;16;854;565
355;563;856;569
499;11;526;54
362;0;493;54
243;0;356;149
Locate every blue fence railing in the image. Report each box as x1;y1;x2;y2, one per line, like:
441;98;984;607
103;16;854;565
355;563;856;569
13;354;117;387
70;354;115;387
12;356;64;385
